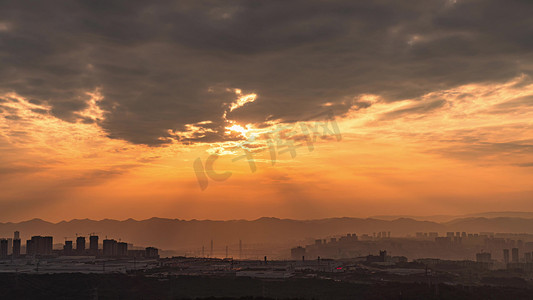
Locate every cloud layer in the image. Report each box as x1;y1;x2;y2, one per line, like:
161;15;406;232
1;0;532;145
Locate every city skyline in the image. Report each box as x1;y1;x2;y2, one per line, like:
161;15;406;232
4;226;533;266
0;230;159;259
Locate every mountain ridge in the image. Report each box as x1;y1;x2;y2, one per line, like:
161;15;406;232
2;215;533;253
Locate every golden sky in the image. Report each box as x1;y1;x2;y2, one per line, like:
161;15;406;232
1;75;532;222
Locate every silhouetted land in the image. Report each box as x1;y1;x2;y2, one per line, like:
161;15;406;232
0;274;533;300
1;273;533;300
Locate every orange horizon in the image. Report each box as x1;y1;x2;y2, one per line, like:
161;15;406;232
2;77;532;223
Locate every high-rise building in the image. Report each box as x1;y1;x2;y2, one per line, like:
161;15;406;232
512;248;519;263
76;237;86;255
26;239;34;256
503;249;510;264
64;241;73;256
117;242;128;257
0;239;7;259
291;246;306;260
39;236;53;256
145;247;159;259
43;236;52;255
89;235;99;255
103;239;117;257
476;252;491;263
25;236;52;256
14;231;20;240
6;238;12;255
12;239;21;258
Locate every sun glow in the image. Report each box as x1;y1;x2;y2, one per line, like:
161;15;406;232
225;124;249;137
1;76;533;221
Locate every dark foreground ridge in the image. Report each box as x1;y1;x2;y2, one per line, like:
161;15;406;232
1;273;532;300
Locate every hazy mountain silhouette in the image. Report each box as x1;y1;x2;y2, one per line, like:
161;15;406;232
2;215;533;252
444;217;533;233
371;211;533;223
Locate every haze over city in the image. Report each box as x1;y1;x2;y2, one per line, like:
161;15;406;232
1;1;533;299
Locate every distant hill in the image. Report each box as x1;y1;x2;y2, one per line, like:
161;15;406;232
444;217;533;233
462;212;533;219
0;217;444;251
371;211;533;223
370;214;456;222
2;215;533;253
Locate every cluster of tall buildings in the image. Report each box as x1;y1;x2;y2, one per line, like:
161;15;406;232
291;230;533;263
0;231;21;258
0;231;159;259
64;235;130;257
63;235;159;258
501;247;533;264
473;247;533;272
26;235;53;256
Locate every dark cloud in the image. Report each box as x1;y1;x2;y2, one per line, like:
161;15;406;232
515;162;533;167
0;165;48;176
0;0;532;145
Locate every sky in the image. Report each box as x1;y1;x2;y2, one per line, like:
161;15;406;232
0;0;532;222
